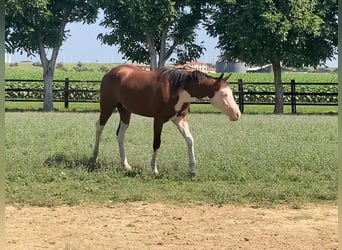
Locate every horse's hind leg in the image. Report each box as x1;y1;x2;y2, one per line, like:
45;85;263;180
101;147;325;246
116;104;132;172
92;120;104;160
92;99;118;161
150;119;164;176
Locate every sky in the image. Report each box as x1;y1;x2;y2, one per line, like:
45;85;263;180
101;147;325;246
5;18;338;67
5;18;221;65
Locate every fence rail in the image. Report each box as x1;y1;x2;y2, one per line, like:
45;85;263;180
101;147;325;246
5;78;338;113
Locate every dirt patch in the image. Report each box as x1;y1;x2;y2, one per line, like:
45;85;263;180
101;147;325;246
6;203;337;250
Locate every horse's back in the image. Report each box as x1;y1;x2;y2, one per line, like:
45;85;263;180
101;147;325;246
102;65;139;85
100;65;172;117
102;65;161;87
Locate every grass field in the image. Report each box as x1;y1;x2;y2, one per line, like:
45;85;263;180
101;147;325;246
5;112;337;207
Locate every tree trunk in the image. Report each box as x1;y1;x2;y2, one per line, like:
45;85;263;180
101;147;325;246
158;27;168;69
158;56;167;69
38;13;68;111
42;62;54;112
146;34;158;70
272;61;284;114
39;47;57;112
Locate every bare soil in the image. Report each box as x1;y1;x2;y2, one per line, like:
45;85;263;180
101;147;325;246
6;202;338;250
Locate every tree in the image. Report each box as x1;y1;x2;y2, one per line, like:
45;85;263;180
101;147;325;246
98;0;206;70
206;0;338;114
5;0;98;112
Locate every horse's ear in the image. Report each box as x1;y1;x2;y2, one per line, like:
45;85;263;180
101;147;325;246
214;73;224;91
223;73;232;81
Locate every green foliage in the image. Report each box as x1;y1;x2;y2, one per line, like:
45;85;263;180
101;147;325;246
207;0;338;67
98;0;206;67
5;113;337;206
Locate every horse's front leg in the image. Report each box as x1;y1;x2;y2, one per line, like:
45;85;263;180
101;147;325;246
172;115;196;177
151;120;164;176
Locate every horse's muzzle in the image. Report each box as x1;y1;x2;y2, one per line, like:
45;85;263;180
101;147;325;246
229;110;241;121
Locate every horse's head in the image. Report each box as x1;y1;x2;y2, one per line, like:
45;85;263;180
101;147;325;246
174;70;241;121
210;73;241;121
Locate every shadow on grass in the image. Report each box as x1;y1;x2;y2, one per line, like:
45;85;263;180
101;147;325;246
44;153;101;171
44;153;144;177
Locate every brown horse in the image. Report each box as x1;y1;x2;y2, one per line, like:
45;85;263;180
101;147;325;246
92;65;241;177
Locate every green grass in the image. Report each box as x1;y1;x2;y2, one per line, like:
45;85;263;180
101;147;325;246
5;101;100;112
5;112;337;207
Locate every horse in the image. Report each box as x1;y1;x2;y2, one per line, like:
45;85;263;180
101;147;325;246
92;65;241;177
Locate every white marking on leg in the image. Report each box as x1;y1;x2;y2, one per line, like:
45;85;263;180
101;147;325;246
174;90;195;112
117;120;132;171
93;120;104;160
172;117;196;176
150;149;159;176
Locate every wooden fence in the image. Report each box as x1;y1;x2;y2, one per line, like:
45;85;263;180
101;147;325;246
5;78;338;113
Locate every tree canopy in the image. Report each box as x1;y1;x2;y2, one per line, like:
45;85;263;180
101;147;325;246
98;0;207;69
207;0;337;67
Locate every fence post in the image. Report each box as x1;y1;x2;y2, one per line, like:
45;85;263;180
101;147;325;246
290;79;296;114
238;79;244;113
64;78;70;108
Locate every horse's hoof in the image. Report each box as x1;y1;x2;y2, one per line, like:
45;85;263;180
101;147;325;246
87;157;97;171
190;172;197;180
152;170;160;178
122;164;133;172
125;167;133;172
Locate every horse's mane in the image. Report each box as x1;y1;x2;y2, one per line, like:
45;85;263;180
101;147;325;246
158;68;216;92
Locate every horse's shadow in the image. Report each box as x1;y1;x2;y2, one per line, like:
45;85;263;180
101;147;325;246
44;153;144;177
44;153;100;171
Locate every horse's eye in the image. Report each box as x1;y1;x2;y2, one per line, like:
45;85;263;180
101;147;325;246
222;92;228;97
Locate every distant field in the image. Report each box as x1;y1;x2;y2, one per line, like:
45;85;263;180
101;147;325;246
5;112;337;207
5;62;338;82
5;62;118;81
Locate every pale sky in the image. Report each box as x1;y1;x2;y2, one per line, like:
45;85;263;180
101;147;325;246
6;18;221;65
5;17;338;67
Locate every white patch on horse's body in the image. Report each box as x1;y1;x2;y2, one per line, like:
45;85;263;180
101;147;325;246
117;68;133;82
174;90;195;112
